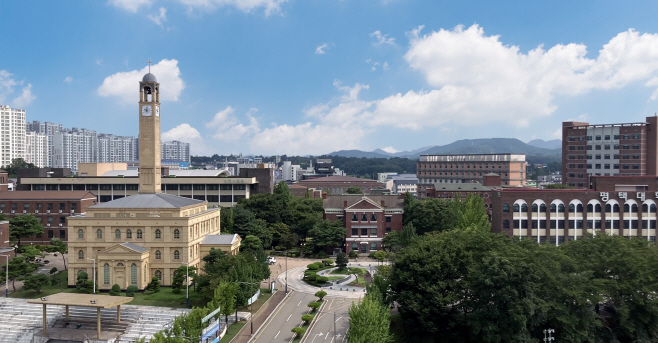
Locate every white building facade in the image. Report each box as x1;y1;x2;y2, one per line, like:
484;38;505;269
0;106;26;167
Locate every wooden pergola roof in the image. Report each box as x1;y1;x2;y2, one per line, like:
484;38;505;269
28;293;133;308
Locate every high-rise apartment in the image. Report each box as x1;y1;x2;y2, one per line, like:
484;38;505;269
562;116;658;187
0;106;26;167
416;153;526;199
162;140;190;162
25;131;48;167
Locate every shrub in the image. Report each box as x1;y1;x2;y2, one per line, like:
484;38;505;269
275;245;285;252
307;263;319;270
291;327;306;337
324;259;333;266
368;252;376;258
126;285;138;297
301;314;314;324
315;291;327;301
349;250;358;258
49;267;58;274
109;284;121;296
308;302;321;312
318;251;328;259
148;277;160;292
316;276;329;284
306;274;317;281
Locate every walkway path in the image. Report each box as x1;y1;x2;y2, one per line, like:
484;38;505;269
233;290;286;343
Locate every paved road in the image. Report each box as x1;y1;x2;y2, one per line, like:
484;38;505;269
301;297;352;343
250;291;317;343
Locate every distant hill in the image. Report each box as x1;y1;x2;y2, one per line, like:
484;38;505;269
327;138;561;159
527;139;562;150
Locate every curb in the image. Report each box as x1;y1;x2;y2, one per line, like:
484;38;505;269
299;299;328;343
230;290;281;343
244;290;293;343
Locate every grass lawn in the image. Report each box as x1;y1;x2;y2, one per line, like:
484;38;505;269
348;276;367;287
9;271;77;299
236;289;273;313
128;287;206;308
220;321;246;342
329;267;366;275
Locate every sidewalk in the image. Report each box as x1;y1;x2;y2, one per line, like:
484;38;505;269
231;290;286;343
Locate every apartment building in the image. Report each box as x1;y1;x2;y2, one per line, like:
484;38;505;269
562;116;658;187
417;153;526;199
25;131;48;167
0;106;26;167
162;140;190;163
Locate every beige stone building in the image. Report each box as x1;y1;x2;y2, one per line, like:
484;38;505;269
67;70;238;290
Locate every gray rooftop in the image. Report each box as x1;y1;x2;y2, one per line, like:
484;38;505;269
90;193;204;209
120;242;148;253
201;234;239;245
101;169;229;177
432;183;493;192
142;73;157;82
323;195;404;209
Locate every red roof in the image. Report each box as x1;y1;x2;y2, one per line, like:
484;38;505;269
300;175;380;183
0;191;96;200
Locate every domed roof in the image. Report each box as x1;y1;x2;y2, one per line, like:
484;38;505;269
142;73;157;82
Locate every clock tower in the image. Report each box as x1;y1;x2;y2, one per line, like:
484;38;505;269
138;62;161;194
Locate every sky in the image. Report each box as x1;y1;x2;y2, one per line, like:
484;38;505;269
3;1;658;156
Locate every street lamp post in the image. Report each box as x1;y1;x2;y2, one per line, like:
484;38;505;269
274;250;288;294
182;262;190;309
236;280;260;336
86;258;95;294
2;244;16;297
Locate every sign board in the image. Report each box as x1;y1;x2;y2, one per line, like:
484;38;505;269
270;281;276;293
247;289;261;306
203;318;219;334
202;306;221;324
202;322;221;343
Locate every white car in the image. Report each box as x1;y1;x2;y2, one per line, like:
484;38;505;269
267;256;276;265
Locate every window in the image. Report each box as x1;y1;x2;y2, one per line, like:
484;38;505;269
174;250;180;260
604;135;610;140
370;242;377;251
604;145;610;150
386;227;391;233
604;164;610;169
174;229;180;239
352;243;358;250
155;270;162;280
633;144;640;149
78;250;84;259
126;229;132;239
595;145;601;150
521;204;528;212
587;136;592;141
539;204;546;213
155;250;162;259
558;204;565;213
633;164;640;169
115;229;121;239
513;204;520;212
48;230;54;238
371;228;377;236
370;214;376;221
60;230;65;238
595;135;601;140
633;134;640;139
97;229;103;239
155;229;161;239
385;216;391;222
352;228;358;236
131;264;137;285
361;214;367;221
104;264;110;284
503;203;510;212
532;204;538;212
614;134;620;140
352;214;358;221
137;229;143;238
78;229;84;239
503;220;510;229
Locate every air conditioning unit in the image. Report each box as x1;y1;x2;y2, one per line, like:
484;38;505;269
58;223;62;227
47;223;50;227
22;210;26;213
11;210;15;214
35;210;39;213
58;210;62;213
0;210;3;213
70;210;74;214
47;210;50;213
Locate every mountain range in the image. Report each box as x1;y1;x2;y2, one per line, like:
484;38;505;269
326;138;562;159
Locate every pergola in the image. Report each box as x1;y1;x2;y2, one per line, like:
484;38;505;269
28;293;133;339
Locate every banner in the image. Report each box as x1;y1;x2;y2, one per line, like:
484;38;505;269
202;306;221;324
247;289;261;306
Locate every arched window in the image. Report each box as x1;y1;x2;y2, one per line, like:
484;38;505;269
361;214;367;221
550;204;556;212
101;264;109;284
174;229;180;239
587;204;594;212
174;250;180;260
632;204;638;213
513;204;520;212
78;250;84;260
569;204;575;212
371;214;377;221
78;229;84;239
115;229;121;239
155;229;161;239
532;204;538;212
606;204;612;212
624;204;631;212
503;204;510;213
131;264;137;285
137;229;143;239
595;204;601;212
144;265;147;282
155;270;162;280
126;229;132;239
539;204;546;213
521;204;528;212
652;204;657;213
503;220;510;229
117;262;124;267
558;204;565;213
97;229;103;239
155;250;161;259
576;204;583;212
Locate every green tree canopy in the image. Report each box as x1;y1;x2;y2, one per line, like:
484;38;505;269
346;186;362;194
10;214;45;247
307;220;346;253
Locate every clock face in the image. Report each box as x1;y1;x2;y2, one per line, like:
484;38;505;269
142;105;152;116
155;106;160;117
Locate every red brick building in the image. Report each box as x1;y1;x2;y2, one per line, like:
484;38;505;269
323;195;404;255
562;116;658;187
491;175;658;244
0;221;11;261
300;175;384;195
0;191;97;244
0;170;8;191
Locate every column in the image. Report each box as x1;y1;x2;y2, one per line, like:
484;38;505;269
117;305;121;323
65;305;69;319
42;304;47;334
97;307;101;339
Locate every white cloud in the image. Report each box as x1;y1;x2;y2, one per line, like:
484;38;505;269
96;59;102;65
315;43;328;55
148;7;167;26
370;30;396;46
381;146;398;153
108;0;152;12
0;70;36;108
64;76;73;84
382;62;389;70
205;106;260;141
162;123;211;155
97;59;185;103
12;84;36;108
176;0;288;16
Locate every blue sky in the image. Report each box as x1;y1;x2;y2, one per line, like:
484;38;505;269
3;1;658;156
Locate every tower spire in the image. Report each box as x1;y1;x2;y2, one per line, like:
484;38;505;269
146;58;153;73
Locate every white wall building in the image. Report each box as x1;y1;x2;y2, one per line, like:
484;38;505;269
161;140;190;162
25;131;48;167
0;106;26;167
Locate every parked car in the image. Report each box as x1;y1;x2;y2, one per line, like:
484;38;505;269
267;256;276;265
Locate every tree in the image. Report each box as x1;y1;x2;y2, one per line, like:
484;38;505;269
2;158;36;177
23;274;50;294
544;183;574;189
402;191;416;225
404;198;460;235
291;327;306;337
126;285;138;297
301;314;314;324
308;301;321;312
348;294;392;343
241;235;263;252
270;222;290;248
373;250;387;263
214;281;238;325
346;187;362;194
9;214;45;248
336;252;348;271
110;284;121;296
2;256;36;292
280;232;298;250
307;220;345;253
315;290;327;301
148;276;161;292
398;223;417;248
49;238;68;269
455;194;490;233
172;265;197;294
76;271;89;292
220;207;234;233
